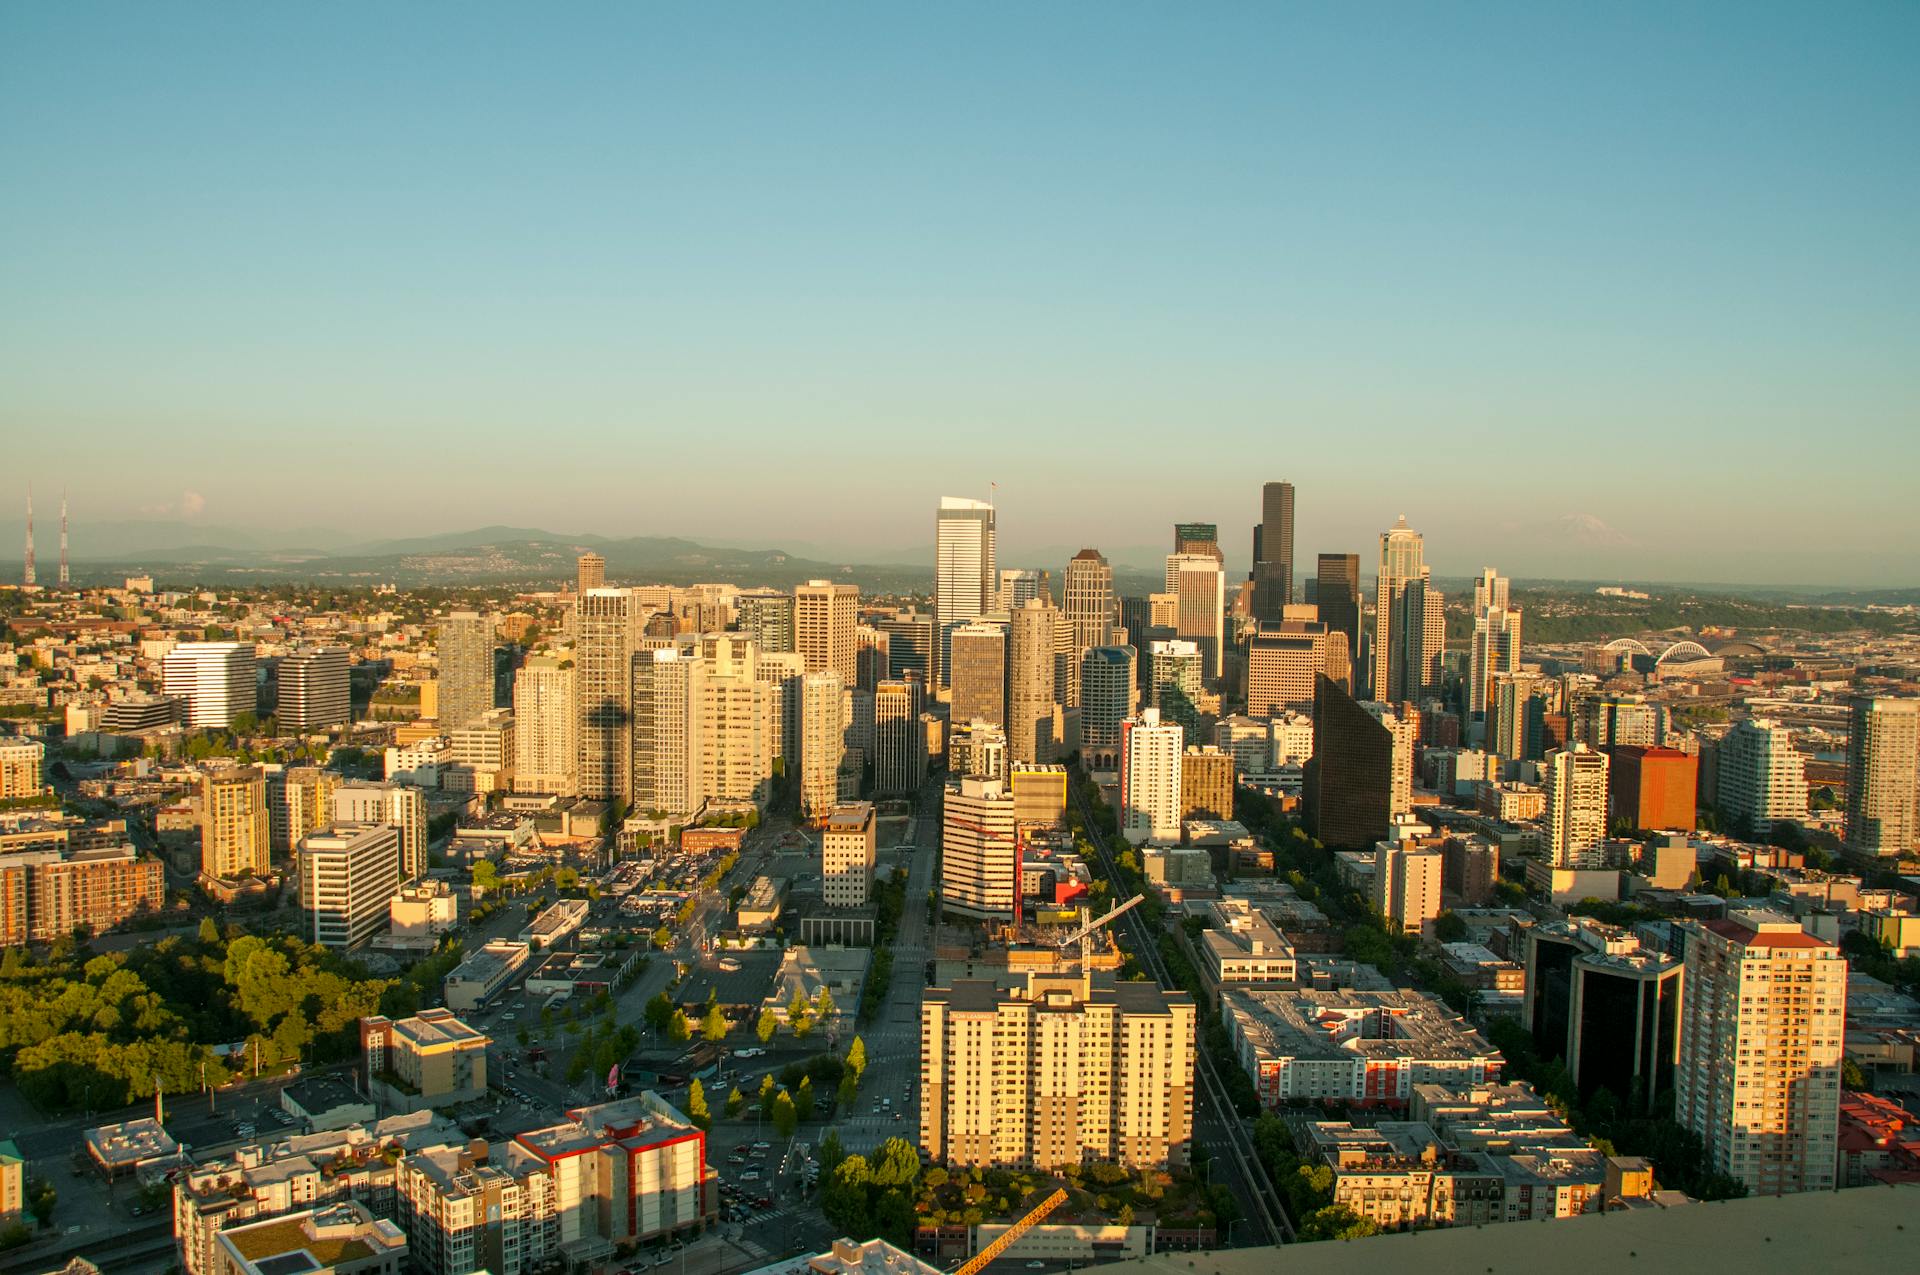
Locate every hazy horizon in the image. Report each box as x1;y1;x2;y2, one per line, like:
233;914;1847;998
5;4;1915;586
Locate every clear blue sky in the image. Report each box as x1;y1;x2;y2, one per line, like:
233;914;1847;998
3;2;1915;585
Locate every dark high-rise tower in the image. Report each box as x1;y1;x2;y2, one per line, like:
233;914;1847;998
1315;553;1362;681
1302;673;1395;849
1251;481;1295;623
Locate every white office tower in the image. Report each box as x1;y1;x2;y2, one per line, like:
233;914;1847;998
941;775;1018;921
1675;910;1844;1195
996;568;1048;613
1360;701;1417;819
512;651;577;795
1846;697;1919;857
1079;646;1136;768
437;610;495;729
935;496;997;688
1467;568;1522;718
1717;718;1809;835
1120;708;1184;846
1545;744;1610;867
278;647;351;733
1165;553;1225;682
298;823;402;949
333;781;428;883
162;641;257;730
800;672;845;821
756;651;806;764
632;645;704;818
575;588;644;802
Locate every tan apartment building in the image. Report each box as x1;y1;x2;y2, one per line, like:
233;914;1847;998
795;580;861;687
821;802;876;908
920;971;1196;1171
361;1009;491;1113
1179;746;1234;821
202;765;271;879
1009;763;1067;829
0;740;44;799
0;842;165;945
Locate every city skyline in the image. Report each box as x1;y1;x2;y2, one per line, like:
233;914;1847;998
4;4;1916;586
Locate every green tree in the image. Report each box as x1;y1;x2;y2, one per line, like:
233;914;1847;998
756;1008;778;1043
726;1085;745;1118
846;1035;867;1079
796;1075;815;1117
687;1078;711;1131
837;1073;858;1110
197;917;222;945
813;986;837;1020
771;1089;798;1139
471;860;499;893
1432;910;1469;943
759;1073;777;1120
701;1004;728;1042
667;1009;692;1044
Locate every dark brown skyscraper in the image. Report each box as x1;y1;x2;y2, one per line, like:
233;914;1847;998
1251;481;1294;623
1302;673;1394;849
1315;553;1362;682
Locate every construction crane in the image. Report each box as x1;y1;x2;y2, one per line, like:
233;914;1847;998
951;1187;1069;1275
1054;893;1146;967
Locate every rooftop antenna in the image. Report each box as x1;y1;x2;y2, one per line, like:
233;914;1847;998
58;490;68;587
21;485;34;587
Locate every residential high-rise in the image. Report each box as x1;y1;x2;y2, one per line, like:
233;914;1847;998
695;633;774;807
1303;675;1395;850
1179;746;1234;821
1314;553;1362;680
1250;481;1295;624
1146;639;1203;734
576;551;605;593
1062;549;1115;679
278;647;351;733
298;823;402;950
1167;553;1225;682
799;672;845;821
332;781;427;883
1492;672;1546;763
941;775;1018;920
1360;700;1416;820
936;496;997;687
921;970;1195;1171
756;650;805;765
1545;745;1610;867
437;611;495;730
1371;517;1441;702
948;721;1008;783
0;739;44;799
1373;832;1444;937
0;841;165;945
795;580;860;687
873;678;926;797
1007;600;1058;764
267;765;340;857
1246;622;1331;715
1846;697;1919;858
1079;646;1136;767
1467;569;1522;718
1609;745;1697;832
948;622;1007;729
1675;910;1845;1195
631;645;703;817
821;802;876;908
875;609;935;681
1120;707;1183;846
202;766;270;879
163;642;257;730
1717;718;1808;836
511;651;577;795
574;589;643;802
735;589;795;654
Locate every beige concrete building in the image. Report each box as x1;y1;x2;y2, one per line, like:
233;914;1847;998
1546;745;1610;868
512;651;577;795
941;775;1018;921
332;781;427;884
268;765;340;857
1007;599;1059;764
800;672;845;821
696;633;775;807
921;971;1196;1171
0;740;44;800
0;842;166;945
1120;708;1183;846
202;765;270;879
1675;910;1845;1195
299;824;402;950
795;580;860;687
574;588;646;802
1009;763;1068;829
361;1009;490;1113
1373;829;1444;937
1846;696;1919;857
1246;622;1331;715
821;802;876;908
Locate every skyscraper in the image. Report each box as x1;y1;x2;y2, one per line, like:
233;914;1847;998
163;642;258;730
1062;549;1115;709
333;781;428;883
1170;522;1222;575
1545;745;1610;867
437;611;495;730
873;678;926;797
735;589;795;654
576;551;605;594
1120;707;1184;846
1303;675;1396;850
202;765;270;879
995;568;1047;613
1468;568;1523;718
948;622;1007;729
799;672;845;821
941;774;1018;920
1167;553;1225;682
875;609;935;681
1246;622;1332;715
1492;672;1546;763
278;647;351;733
1007;599;1058;764
1314;553;1362;680
1250;481;1295;624
1079;645;1136;768
1717;718;1808;836
821;802;877;908
1676;911;1845;1195
936;496;997;687
1371;517;1436;703
794;579;860;687
1145;639;1203;734
574;589;643;802
298;824;402;950
632;644;703;817
695;633;774;807
512;651;577;795
1846;697;1919;858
